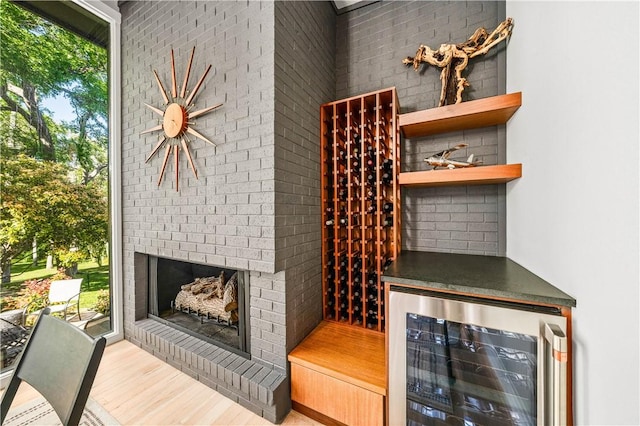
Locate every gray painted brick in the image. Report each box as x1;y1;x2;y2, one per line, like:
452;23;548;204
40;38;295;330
238;396;264;417
122;1;505;421
249;368;271;400
337;1;506;255
224;357;246;386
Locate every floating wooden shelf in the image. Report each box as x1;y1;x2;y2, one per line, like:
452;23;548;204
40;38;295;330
399;92;522;138
399;164;522;187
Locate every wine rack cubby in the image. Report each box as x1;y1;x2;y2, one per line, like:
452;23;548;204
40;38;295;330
321;88;400;332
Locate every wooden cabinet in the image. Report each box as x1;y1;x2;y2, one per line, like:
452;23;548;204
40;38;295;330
398;92;522;187
321;88;400;333
288;321;386;426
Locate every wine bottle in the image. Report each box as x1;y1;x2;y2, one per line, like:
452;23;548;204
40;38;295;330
367;272;378;286
353;257;363;270
381;171;392;185
382;202;393;213
381;158;393;172
325;219;335;226
366;173;376;184
366;158;375;169
383;216;393;228
366;314;378;329
382;257;392;269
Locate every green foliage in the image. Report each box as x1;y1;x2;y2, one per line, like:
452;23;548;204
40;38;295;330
92;290;110;315
0;2;110;290
0;155;109;274
2;269;70;314
54;249;85;269
0;0;108;177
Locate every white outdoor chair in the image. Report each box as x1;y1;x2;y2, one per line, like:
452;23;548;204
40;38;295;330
28;279;83;322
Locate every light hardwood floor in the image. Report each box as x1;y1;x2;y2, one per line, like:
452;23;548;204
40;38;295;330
4;340;324;425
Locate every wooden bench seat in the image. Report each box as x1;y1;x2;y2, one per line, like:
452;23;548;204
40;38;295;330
287;321;386;426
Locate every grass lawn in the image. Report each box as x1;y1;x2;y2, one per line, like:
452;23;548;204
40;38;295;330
1;254;110;311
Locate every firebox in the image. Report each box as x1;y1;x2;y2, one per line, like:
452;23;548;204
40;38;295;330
145;255;249;357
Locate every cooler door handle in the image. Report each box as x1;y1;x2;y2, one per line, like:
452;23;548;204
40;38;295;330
544;323;568;425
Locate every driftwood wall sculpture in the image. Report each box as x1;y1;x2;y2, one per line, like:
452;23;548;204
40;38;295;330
403;18;514;107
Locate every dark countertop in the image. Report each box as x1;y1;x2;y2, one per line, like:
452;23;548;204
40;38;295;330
382;251;576;308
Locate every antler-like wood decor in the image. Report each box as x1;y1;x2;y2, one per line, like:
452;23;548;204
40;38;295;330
403;17;514;107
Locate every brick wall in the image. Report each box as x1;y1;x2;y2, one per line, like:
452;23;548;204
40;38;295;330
274;0;336;356
121;0;276;276
336;1;507;255
120;0;505;420
121;0;282;357
120;1;335;421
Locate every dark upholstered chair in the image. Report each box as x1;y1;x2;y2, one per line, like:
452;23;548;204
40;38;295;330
0;308;106;426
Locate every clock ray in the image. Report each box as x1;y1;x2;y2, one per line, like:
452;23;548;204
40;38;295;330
189;103;222;119
185;64;212;106
145;103;164;116
180;47;195;99
153;70;170;105
141;47;222;191
146;137;167;163
187;127;215;146
140;124;162;135
158;144;172;186
181;137;198;179
173;145;180;191
170;49;177;98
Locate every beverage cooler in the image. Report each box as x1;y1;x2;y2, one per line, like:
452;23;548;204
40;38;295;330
388;287;569;426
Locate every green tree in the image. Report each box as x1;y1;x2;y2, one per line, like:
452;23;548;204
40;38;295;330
0;155;108;282
0;0;108;181
0;1;109;281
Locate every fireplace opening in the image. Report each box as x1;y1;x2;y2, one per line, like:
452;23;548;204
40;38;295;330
146;255;249;357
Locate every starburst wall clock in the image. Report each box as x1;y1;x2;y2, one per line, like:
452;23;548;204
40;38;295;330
141;47;222;191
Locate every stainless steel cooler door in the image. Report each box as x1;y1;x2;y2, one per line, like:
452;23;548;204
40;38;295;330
388;290;567;426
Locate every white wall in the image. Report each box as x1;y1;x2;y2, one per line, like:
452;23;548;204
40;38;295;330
506;2;639;424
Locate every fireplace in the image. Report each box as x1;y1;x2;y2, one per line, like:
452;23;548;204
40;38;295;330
131;252;289;422
146;256;249;356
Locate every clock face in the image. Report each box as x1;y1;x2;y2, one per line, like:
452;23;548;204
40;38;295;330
162;103;188;138
141;47;222;191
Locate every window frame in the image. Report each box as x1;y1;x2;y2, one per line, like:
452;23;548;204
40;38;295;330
0;0;122;386
71;0;123;345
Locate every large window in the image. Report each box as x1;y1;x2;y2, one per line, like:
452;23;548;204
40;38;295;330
0;0;121;375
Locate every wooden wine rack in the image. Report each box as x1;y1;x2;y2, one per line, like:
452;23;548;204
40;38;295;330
321;88;400;333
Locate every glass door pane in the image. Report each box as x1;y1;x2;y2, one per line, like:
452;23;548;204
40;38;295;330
406;313;537;426
0;1;113;374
